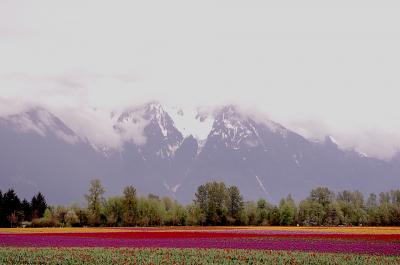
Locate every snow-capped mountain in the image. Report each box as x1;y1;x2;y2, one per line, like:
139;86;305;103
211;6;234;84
0;102;399;205
117;102;183;159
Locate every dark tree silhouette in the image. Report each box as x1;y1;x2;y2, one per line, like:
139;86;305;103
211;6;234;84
31;192;47;219
2;189;22;227
21;199;32;222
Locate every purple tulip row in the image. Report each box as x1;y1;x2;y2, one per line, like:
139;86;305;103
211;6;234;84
1;234;399;255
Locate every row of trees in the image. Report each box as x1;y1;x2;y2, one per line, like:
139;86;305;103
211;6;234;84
3;181;400;227
0;189;47;227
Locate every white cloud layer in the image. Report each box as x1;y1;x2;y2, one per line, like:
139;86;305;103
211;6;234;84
1;0;400;159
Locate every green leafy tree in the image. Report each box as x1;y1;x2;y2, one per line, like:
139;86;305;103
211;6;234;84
298;200;325;226
137;196;166;226
194;182;228;225
310;187;334;208
256;199;271;225
85;179;105;226
194;185;208;218
65;210;80;227
165;201;187;226
122;186;138;226
366;193;379;225
337;190;367;225
324;202;344;225
226;186;244;225
32;207;59;227
185;204;205;226
279;195;296;226
269;206;281;226
243;201;257;225
390;190;400;204
54;206;68;226
103;197;124;226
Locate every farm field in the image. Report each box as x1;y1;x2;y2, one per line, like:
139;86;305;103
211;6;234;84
1;248;400;265
1;227;400;264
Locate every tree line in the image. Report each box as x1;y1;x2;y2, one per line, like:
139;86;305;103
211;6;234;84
2;180;400;227
0;189;47;227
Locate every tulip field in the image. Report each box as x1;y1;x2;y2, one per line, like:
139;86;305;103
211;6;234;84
1;227;400;264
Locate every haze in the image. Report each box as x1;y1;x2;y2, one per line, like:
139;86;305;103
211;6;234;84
1;0;400;159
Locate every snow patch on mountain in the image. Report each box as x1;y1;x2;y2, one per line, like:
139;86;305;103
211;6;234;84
164;181;181;194
255;175;270;198
293;154;301;167
147;102;170;137
156;143;180;159
197;139;207;155
165;105;214;141
327;135;339;145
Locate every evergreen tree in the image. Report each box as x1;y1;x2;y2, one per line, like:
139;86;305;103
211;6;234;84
31;192;47;219
0;190;5;227
3;189;22;227
21;199;32;222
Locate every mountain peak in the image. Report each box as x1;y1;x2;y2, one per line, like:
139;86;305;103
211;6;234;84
209;105;263;149
219;104;239;115
143;102;176;138
1;107;79;144
144;101;165;115
116;102;183;159
118;101;170;127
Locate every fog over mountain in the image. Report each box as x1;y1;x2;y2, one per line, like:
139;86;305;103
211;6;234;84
2;1;400;160
0;102;399;205
1;1;400;205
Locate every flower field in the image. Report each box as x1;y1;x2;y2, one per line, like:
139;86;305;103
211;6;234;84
1;248;400;265
1;227;400;264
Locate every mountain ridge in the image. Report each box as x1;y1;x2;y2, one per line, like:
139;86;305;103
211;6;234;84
0;102;399;205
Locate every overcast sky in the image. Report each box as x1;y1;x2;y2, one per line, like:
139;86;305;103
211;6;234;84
1;0;400;159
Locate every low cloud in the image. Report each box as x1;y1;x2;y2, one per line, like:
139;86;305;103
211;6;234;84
1;1;400;159
53;106;150;150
